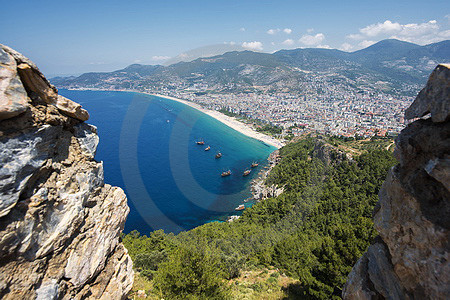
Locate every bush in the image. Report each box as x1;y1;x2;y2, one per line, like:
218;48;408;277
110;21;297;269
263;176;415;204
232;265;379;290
153;244;231;299
134;250;167;279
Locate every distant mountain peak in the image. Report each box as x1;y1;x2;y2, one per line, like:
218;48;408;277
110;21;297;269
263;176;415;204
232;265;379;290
51;39;450;93
352;39;421;55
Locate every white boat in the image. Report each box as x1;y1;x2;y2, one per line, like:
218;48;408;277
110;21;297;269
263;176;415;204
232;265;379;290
235;204;245;211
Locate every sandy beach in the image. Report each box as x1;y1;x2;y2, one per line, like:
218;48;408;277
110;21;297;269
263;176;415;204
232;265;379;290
67;88;285;149
150;93;285;149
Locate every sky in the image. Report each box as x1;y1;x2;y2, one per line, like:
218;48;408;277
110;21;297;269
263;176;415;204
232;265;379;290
1;0;449;76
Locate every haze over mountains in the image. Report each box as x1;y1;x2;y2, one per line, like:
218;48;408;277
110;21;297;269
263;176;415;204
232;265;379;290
52;39;450;96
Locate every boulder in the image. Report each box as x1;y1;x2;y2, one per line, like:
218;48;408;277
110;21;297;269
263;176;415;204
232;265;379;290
1;44;88;122
56;95;89;121
405;64;450;122
0;48;29;120
17;63;58;105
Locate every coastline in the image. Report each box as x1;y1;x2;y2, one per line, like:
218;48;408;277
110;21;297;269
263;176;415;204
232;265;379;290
150;93;285;149
63;87;286;228
251;150;283;201
64;88;284;149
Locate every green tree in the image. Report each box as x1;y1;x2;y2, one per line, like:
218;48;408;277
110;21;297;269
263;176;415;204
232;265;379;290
154;244;231;299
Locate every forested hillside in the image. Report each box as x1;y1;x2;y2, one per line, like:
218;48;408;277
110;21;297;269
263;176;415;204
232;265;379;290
123;137;396;299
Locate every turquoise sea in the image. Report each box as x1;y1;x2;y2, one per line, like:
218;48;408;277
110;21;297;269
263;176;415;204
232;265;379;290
60;90;276;234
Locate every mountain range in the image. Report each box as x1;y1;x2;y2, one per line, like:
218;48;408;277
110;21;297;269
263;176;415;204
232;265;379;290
52;39;450;96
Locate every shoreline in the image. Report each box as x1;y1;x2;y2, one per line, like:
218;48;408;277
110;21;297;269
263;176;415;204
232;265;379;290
64;87;284;224
251;150;283;201
149;93;285;149
65;88;284;149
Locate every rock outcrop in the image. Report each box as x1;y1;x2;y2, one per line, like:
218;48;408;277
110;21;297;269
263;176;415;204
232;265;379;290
0;44;133;299
343;64;450;299
313;137;349;165
252;138;349;201
251;150;284;200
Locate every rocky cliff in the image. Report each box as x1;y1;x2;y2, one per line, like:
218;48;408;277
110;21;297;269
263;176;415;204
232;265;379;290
0;45;133;299
251;150;283;200
343;64;449;299
252;137;349;201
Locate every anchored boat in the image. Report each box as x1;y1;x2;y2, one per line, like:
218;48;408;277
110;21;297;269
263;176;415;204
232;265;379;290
215;152;222;159
205;146;210;151
243;170;251;176
235;204;245;211
221;170;231;177
196;139;205;145
251;162;259;168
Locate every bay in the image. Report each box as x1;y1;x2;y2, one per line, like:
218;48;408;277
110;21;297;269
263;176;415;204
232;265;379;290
60;89;276;234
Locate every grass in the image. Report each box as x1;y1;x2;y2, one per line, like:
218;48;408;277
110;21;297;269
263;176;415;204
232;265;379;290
229;268;300;300
326;136;395;155
128;273;160;299
128;268;300;299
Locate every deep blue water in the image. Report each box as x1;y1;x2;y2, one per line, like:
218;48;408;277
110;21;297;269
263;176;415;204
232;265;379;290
60;90;276;234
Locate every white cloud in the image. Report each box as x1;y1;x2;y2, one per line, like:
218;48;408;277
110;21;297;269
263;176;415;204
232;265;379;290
299;33;325;46
152;55;170;61
271;42;275;46
282;39;295;46
396;20;438;38
316;44;331;49
438;29;450;38
307;28;314;33
359;40;376;48
347;33;364;40
267;28;292;35
134;59;142;63
340;43;354;52
267;28;280;35
360;20;402;37
347;19;449;45
239;27;246;32
242;41;263;51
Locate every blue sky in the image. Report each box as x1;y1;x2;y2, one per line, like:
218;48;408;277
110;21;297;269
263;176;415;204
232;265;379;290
1;0;448;75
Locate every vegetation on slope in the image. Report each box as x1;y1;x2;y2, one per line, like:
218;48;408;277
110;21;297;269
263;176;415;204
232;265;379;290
123;137;396;299
255;124;283;136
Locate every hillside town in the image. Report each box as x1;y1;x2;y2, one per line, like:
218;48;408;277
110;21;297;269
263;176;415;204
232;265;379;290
140;81;416;139
51;40;439;140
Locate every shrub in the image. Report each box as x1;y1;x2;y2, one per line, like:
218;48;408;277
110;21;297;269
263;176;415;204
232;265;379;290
154;244;231;299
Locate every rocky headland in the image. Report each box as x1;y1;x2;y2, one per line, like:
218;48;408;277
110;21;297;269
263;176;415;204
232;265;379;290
252;136;349;201
343;64;449;299
251;150;283;201
0;45;133;299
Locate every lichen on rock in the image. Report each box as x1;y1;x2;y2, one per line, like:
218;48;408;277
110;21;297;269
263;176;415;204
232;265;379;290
0;44;133;299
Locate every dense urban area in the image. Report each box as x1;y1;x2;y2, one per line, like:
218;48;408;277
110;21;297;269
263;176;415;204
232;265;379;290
54;39;449;139
69;75;418;139
145;83;416;139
